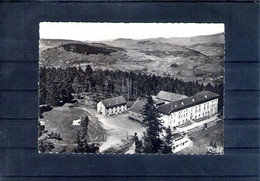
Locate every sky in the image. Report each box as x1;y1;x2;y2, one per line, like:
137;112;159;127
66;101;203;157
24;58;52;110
40;22;224;41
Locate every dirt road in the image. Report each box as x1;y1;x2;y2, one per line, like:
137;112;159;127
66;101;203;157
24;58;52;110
96;112;146;152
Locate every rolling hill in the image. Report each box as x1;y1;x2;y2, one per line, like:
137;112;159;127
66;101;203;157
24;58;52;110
39;33;224;85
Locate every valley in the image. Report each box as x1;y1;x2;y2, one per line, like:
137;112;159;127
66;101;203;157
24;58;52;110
39;33;224;86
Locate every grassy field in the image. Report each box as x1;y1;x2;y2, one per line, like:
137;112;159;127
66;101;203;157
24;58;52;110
40;96;104;153
178;121;224;155
40;104;85;152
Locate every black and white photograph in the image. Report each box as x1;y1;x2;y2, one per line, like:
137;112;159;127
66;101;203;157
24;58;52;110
38;23;224;154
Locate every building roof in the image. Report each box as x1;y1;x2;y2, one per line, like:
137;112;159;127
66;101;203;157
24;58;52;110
128;99;147;114
127;101;135;108
157;91;219;115
100;96;127;109
155;99;165;105
156;91;188;102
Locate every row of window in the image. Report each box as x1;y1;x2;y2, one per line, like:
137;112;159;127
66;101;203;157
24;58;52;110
170;119;189;126
169;109;218;126
171;100;218;119
173;140;189;149
108;106;126;114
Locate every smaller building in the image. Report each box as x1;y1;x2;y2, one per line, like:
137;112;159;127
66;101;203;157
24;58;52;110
72;118;81;126
171;134;193;153
128;99;147;122
97;96;127;116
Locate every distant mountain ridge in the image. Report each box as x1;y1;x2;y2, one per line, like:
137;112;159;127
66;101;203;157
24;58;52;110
107;33;224;46
39;33;224;85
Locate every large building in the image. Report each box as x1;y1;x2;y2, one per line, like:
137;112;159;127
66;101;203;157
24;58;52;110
157;91;219;128
97;96;127;116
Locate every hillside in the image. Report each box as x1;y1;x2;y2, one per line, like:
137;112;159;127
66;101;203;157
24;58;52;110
39;39;127;68
39;33;224;85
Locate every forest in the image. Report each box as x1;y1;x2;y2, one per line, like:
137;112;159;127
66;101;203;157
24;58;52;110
39;65;223;110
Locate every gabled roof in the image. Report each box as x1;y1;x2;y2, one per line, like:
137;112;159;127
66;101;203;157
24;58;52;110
100;96;127;109
128;99;147;114
157;91;219;115
156;91;188;102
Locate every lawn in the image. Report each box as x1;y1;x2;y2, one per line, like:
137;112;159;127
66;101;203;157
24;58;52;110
40;96;104;153
40;104;85;152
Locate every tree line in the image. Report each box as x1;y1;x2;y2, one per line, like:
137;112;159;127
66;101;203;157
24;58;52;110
39;65;223;110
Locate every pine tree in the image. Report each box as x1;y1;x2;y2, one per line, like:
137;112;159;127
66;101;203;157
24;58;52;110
73;115;99;153
142;96;163;153
165;126;173;145
80;115;89;140
134;133;143;154
161;126;173;154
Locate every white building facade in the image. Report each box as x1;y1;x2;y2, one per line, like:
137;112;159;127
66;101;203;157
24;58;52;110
97;96;127;116
158;91;219;128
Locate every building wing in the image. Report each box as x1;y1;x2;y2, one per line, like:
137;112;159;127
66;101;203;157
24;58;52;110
157;91;219;115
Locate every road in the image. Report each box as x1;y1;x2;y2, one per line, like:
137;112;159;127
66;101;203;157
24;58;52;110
95;112;146;152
